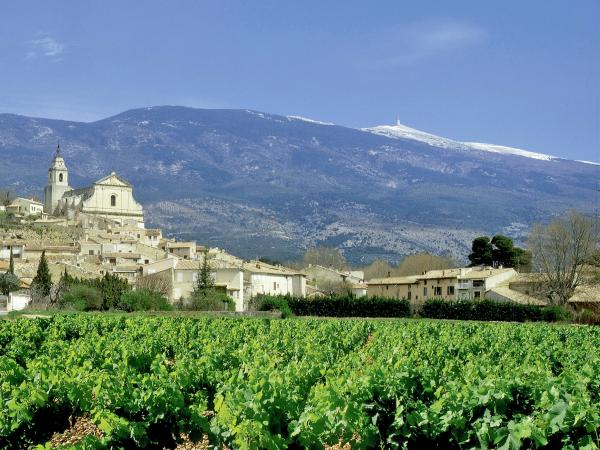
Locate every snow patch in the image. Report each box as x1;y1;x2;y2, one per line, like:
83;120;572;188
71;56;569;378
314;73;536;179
576;160;600;166
287;115;334;126
362;121;558;162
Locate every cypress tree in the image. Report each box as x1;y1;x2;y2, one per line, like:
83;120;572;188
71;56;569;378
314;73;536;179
194;252;214;295
8;247;14;274
32;250;52;297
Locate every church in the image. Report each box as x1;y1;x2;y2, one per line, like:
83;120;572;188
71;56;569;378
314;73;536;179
44;146;145;228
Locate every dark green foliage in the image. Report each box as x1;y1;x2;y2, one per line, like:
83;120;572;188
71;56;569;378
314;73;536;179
193;253;214;294
118;290;173;312
32;250;52;297
62;285;103;311
420;299;567;322
8;248;14;275
60;272;131;311
491;235;516;268
512;247;533;272
186;288;234;311
0;272;20;296
468;236;493;266
256;294;411;318
469;235;530;270
255;296;293;318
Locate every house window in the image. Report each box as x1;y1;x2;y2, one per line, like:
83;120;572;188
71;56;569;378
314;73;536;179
59;173;63;182
447;286;455;295
424;280;427;285
434;286;442;296
423;287;427;297
88;250;94;255
407;291;412;300
474;291;481;299
473;280;484;288
110;195;116;206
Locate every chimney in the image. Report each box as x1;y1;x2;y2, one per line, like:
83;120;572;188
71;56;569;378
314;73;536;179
459;268;466;277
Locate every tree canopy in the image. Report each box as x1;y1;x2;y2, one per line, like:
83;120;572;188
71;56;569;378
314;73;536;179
468;235;531;271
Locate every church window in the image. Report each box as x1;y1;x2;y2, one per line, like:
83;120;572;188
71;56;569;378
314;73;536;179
110;195;116;207
59;173;63;182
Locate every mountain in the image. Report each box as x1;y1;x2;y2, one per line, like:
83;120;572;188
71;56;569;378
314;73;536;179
0;106;598;265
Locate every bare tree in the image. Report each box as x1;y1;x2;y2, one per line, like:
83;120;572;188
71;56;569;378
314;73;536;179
395;252;455;276
528;210;600;305
0;189;14;208
136;272;173;297
303;247;347;270
363;258;394;280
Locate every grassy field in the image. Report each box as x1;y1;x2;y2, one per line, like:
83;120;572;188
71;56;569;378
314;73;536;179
0;314;598;449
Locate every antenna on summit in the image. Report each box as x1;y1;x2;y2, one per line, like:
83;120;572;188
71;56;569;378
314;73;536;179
396;116;401;127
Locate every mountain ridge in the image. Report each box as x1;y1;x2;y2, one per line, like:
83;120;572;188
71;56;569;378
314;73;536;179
0;106;598;264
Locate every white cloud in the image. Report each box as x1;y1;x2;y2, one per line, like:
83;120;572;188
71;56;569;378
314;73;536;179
25;36;65;61
373;20;486;68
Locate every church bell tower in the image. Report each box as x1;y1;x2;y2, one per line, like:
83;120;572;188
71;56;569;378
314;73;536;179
44;144;71;215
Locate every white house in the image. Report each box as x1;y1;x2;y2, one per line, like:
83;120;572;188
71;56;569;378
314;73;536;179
243;260;306;299
143;258;245;311
7;290;31;311
7;198;44;217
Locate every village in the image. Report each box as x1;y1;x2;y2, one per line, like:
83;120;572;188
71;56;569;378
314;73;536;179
0;146;596;314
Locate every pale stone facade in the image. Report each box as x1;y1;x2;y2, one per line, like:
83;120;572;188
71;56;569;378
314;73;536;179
44;147;144;227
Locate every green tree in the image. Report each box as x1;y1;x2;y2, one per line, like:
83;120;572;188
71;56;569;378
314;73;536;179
98;273;131;310
468;237;493;266
32;250;52;298
512;247;532;272
0;272;20;296
193;252;214;294
8;247;14;274
491;235;515;267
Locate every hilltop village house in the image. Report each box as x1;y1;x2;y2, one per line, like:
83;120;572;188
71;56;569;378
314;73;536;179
367;267;546;305
44;146;145;227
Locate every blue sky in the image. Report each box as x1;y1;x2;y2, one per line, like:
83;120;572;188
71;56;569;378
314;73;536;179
1;0;598;162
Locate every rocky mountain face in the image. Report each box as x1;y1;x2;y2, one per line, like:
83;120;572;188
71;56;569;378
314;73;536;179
0;106;598;265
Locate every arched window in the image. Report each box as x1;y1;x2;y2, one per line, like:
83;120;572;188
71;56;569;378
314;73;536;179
110;194;116;207
59;173;63;182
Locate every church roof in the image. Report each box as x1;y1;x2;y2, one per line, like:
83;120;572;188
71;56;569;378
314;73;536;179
62;186;94;200
94;172;132;188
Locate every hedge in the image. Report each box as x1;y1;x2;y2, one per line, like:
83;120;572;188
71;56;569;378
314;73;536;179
420;299;567;322
257;294;411;318
255;295;568;322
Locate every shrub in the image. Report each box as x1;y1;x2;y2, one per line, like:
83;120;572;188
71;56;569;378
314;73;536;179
62;285;103;311
256;296;293;318
255;294;411;318
420;299;563;322
118;290;173;312
0;273;20;296
185;288;235;311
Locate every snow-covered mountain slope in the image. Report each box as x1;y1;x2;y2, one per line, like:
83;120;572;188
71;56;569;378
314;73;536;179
363;121;560;162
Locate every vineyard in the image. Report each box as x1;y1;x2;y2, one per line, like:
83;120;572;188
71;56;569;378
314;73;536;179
0;316;599;449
